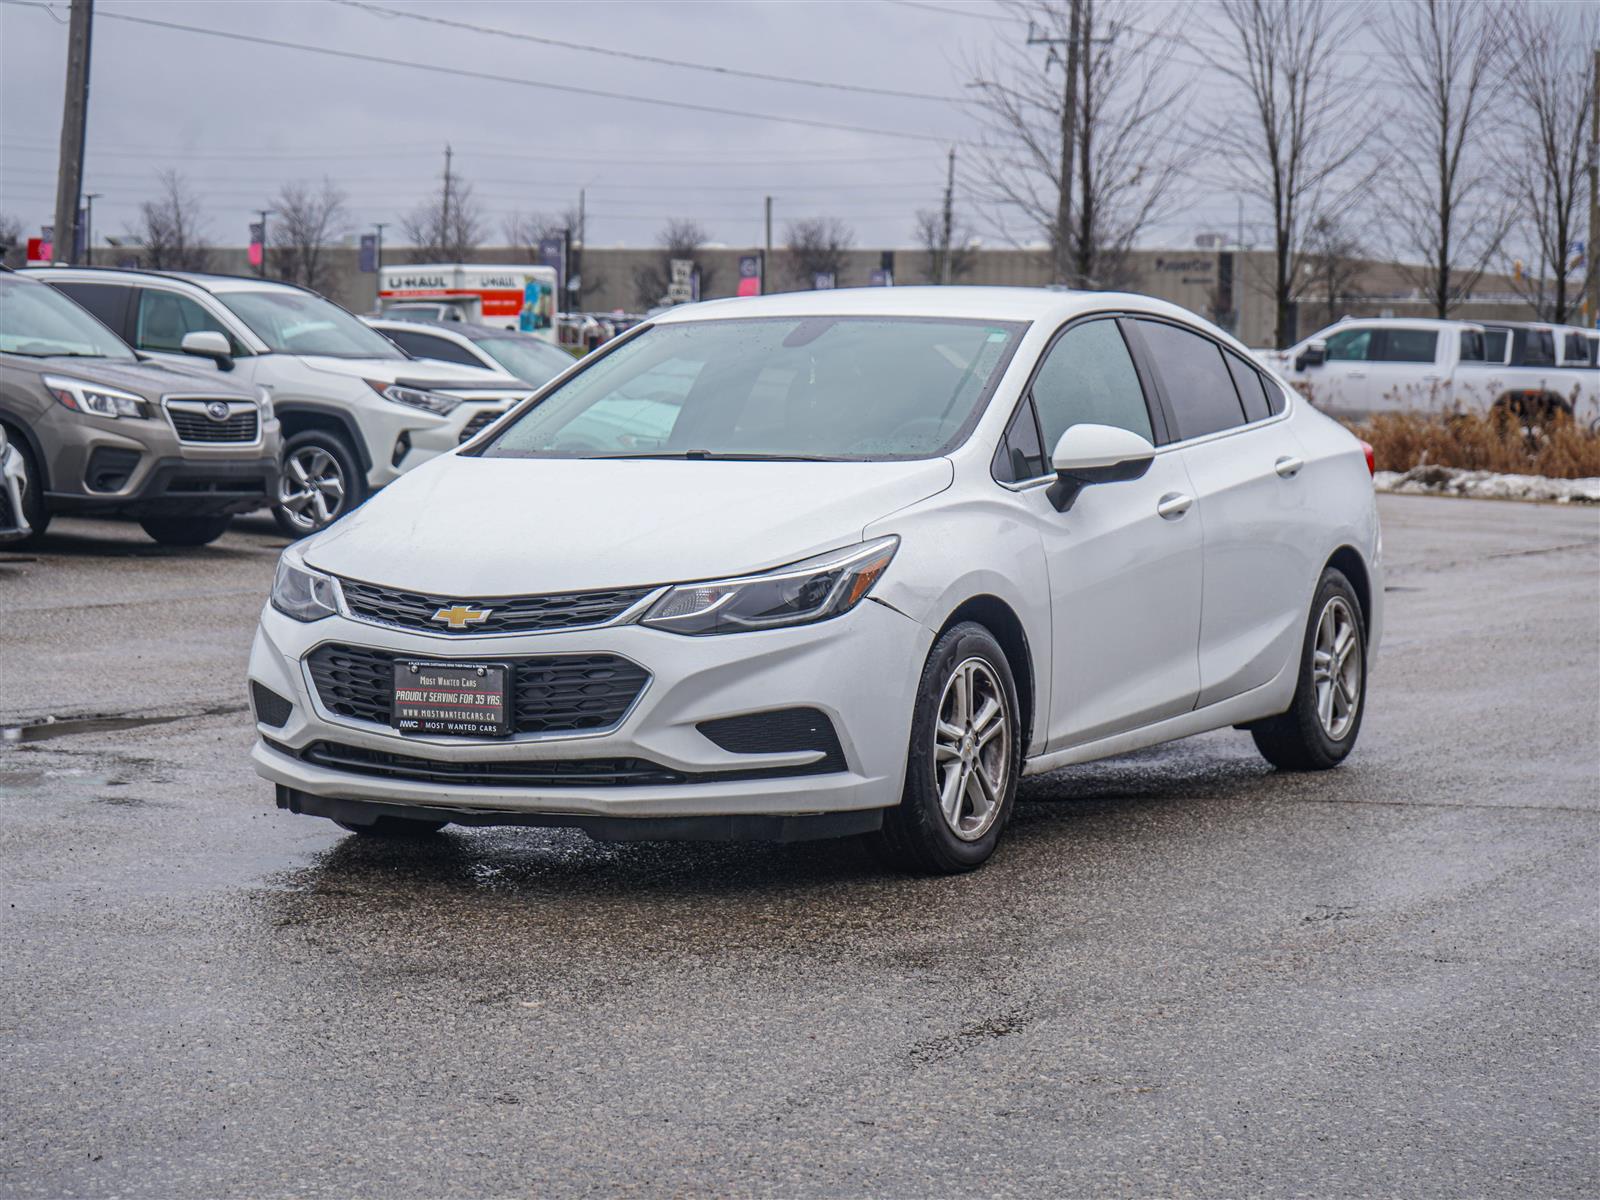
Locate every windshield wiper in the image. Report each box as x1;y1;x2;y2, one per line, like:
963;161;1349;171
581;450;848;462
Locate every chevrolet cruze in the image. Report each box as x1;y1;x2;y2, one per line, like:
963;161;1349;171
249;288;1382;873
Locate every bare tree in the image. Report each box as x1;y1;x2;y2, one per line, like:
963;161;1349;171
1201;0;1375;348
914;209;976;283
783;217;853;288
965;0;1187;288
128;169;211;271
1376;0;1510;317
401;175;485;262
0;212;22;268
1296;213;1366;328
503;209;575;258
633;218;715;308
1499;0;1596;324
270;178;348;295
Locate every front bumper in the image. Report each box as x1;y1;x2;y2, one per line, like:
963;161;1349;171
0;445;29;543
248;596;931;829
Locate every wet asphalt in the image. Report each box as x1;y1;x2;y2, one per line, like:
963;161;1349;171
1;495;1596;1199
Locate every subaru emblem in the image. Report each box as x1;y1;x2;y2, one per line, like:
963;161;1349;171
206;401;230;421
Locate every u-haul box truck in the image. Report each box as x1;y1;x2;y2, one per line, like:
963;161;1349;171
378;263;559;341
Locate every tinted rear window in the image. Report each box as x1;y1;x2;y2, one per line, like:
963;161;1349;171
1136;319;1246;439
1523;329;1555;366
1223;350;1272;423
49;281;130;338
1376;329;1439;363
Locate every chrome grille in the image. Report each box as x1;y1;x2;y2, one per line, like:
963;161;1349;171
166;399;260;444
338;577;656;635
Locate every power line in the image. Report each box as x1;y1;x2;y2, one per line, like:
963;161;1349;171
1;0;957;144
334;0;964;104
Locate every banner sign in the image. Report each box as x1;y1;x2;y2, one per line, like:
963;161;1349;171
537;236;566;307
358;233;377;273
737;253;762;297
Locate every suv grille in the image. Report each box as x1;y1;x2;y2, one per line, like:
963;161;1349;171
338;577;655;635
167;400;259;444
305;643;650;735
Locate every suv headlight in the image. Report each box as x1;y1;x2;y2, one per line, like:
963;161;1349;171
641;536;898;636
257;385;275;421
270;550;341;622
365;379;460;415
43;375;147;419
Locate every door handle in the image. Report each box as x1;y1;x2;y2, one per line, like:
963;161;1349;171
1274;455;1305;478
1156;492;1193;520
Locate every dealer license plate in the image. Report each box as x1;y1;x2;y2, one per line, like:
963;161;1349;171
391;660;511;737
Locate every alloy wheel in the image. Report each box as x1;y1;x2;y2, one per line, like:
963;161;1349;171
278;446;347;532
1311;595;1361;741
933;657;1011;841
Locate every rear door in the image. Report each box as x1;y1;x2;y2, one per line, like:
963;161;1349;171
1131;318;1317;709
1369;326;1445;413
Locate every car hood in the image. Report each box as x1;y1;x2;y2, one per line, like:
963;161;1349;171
10;355;256;399
299;355;522;393
303;454;955;595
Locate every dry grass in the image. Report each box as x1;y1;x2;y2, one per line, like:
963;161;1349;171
1343;411;1600;479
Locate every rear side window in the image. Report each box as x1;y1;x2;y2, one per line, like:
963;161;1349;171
1325;328;1374;361
1459;331;1486;362
135;289;241;354
1561;331;1591;365
1223;350;1273;423
1483;329;1509;362
1523;329;1555;366
991;400;1046;483
1031;318;1153;452
384;328;482;368
1135;319;1246;440
1375;329;1439;363
48;281;131;339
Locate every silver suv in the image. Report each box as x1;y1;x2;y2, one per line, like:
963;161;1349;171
23;267;533;536
0;271;279;546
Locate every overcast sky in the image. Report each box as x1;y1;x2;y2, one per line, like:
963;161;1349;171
0;0;1584;255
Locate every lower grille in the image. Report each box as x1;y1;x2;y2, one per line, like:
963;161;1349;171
305;643;650;735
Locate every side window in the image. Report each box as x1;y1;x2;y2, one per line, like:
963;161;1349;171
1135;319;1246;440
134;289;239;354
1262;374;1287;415
387;329;481;368
1483;329;1509;363
1524;329;1555;366
1031;319;1154;454
1459;331;1486;362
991;400;1046;483
1223;350;1272;423
1375;328;1439;363
1324;327;1374;361
49;281;131;338
1562;331;1589;365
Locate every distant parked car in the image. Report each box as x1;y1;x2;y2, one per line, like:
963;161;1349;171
1265;317;1599;425
379;302;470;325
0;422;31;544
365;318;578;389
0;271;279;546
23;267;534;535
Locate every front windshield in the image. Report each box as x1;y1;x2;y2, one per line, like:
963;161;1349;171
220;289;403;359
0;277;135;360
482;316;1025;461
477;335;576;385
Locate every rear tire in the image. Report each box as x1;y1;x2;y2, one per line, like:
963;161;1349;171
138;514;233;546
867;621;1022;874
1251;567;1366;771
334;816;448;838
274;430;364;538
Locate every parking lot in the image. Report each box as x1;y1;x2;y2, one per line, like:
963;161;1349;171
1;493;1597;1197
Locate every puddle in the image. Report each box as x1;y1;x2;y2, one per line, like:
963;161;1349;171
1;704;246;745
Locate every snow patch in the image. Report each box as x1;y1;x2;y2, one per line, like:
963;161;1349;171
1375;466;1600;504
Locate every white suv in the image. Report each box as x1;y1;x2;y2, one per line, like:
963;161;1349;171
25;268;534;535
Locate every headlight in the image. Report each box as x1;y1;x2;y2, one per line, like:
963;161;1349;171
641;536;898;636
365;379;460;415
257;385;275;421
270;551;341;622
43;375;147;419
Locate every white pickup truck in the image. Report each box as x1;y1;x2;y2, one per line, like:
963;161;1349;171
1264;317;1600;429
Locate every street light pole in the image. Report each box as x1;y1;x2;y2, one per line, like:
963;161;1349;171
83;192;100;265
257;208;273;277
374;222;386;274
51;0;94;265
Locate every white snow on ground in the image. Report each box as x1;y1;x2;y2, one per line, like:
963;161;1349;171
1375;465;1600;504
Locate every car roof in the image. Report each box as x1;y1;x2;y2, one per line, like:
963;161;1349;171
367;317;519;342
646;286;1211;329
18;264;311;297
1333;316;1482;331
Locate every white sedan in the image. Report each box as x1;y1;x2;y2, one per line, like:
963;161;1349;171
248;287;1382;873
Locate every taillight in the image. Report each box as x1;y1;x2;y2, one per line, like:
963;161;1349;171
1360;440;1376;477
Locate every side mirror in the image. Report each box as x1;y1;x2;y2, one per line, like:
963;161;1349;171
1295;339;1327;371
180;330;234;371
1047;423;1156;512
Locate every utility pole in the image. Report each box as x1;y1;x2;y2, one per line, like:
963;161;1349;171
1587;47;1598;327
574;187;585;311
82;192;100;265
51;0;93;265
1028;5;1079;287
764;195;773;294
256;208;272;277
441;144;453;258
940;147;956;285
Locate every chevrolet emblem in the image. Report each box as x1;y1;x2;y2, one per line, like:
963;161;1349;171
431;604;492;630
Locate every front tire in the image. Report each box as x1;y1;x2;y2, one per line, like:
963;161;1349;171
5;429;51;544
868;621;1022;874
138;514;233;546
1251;567;1366;770
274;430;364;538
